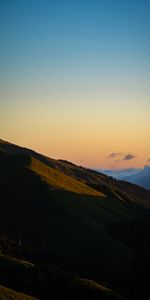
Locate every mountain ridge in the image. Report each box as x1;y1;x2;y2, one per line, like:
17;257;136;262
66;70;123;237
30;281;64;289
0;139;150;208
0;139;150;299
99;167;150;190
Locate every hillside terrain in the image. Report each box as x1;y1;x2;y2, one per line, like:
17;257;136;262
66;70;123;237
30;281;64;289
0;285;38;300
0;139;150;299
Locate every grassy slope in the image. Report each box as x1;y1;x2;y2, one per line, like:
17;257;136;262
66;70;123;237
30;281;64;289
0;285;38;300
0;283;119;300
30;157;103;196
0;149;140;278
0;140;150;298
0;248;124;300
0;139;149;208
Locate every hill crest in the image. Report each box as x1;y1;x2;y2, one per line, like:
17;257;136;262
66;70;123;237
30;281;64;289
0;138;150;208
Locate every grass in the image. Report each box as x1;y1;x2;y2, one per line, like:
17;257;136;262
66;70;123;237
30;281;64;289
0;139;150;299
0;253;34;268
0;149;146;279
0;285;38;300
0;236;126;300
29;157;103;196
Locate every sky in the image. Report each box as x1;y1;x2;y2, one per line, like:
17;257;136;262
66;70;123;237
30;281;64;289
0;0;150;169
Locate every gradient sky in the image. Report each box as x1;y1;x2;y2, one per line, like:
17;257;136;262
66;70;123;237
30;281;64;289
0;0;150;169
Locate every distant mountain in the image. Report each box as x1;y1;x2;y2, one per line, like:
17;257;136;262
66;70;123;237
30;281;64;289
98;167;150;189
0;139;150;299
98;168;142;180
127;165;150;189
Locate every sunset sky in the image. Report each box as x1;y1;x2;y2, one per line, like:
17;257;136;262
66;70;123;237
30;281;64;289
1;0;150;169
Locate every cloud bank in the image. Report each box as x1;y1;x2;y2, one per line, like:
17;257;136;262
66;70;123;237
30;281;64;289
106;152;136;162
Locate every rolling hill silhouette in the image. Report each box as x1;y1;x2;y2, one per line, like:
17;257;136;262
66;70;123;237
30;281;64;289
0;139;150;299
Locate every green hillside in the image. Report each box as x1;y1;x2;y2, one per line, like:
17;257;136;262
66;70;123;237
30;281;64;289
0;139;150;299
30;157;103;196
0;139;149;208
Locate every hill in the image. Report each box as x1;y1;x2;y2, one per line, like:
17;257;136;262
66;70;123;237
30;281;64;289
0;234;122;300
0;139;149;207
0;139;150;299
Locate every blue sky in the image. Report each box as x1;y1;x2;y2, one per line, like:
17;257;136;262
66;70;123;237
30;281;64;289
1;0;150;168
1;0;150;82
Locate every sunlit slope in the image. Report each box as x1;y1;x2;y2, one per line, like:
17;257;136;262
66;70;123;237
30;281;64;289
0;139;149;208
29;157;102;196
0;139;150;299
0;149;139;277
0;139;150;289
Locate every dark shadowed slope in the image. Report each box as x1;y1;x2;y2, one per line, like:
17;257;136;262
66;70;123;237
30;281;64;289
0;285;38;300
0;139;150;299
0;233;122;300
